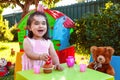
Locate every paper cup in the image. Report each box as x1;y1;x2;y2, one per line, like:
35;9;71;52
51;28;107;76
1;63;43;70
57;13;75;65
80;64;87;72
33;65;40;74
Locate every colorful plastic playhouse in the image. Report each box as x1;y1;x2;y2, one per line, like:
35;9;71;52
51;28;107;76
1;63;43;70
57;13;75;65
17;9;75;51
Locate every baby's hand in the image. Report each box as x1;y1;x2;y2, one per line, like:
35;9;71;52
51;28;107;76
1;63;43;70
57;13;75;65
40;54;48;61
54;64;64;71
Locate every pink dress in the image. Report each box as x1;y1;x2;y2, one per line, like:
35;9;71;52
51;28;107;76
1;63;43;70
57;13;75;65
22;37;51;70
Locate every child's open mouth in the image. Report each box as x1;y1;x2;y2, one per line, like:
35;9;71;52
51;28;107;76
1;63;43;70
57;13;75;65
38;30;44;33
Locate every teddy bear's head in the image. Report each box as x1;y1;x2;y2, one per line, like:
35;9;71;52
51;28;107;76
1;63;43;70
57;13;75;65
90;46;114;64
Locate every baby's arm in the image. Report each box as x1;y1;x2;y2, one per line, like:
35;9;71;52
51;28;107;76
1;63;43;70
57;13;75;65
49;41;64;71
23;38;48;61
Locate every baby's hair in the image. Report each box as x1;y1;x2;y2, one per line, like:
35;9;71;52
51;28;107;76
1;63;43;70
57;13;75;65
27;11;50;40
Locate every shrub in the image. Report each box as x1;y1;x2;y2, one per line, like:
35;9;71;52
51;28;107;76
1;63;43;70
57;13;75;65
10;24;18;42
0;16;14;42
70;2;120;55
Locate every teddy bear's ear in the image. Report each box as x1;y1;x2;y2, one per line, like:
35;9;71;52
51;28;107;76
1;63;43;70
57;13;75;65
106;47;114;55
90;46;97;53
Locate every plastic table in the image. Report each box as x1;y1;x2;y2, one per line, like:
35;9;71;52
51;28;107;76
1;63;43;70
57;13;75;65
16;64;114;80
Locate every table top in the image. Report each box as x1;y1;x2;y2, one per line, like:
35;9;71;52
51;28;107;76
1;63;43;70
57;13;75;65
16;64;114;80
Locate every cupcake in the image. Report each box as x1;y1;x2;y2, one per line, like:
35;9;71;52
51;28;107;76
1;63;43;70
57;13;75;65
43;56;53;73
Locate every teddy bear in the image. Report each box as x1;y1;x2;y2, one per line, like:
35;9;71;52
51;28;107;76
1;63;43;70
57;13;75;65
87;46;115;76
0;58;9;77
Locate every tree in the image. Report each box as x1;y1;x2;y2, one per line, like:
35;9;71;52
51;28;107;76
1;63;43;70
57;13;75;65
0;6;3;14
42;0;60;9
0;0;60;18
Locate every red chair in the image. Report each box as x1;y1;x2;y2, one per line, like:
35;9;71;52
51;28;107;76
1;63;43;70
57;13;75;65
56;46;75;63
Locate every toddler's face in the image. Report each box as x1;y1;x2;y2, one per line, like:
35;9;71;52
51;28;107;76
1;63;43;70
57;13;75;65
30;15;47;39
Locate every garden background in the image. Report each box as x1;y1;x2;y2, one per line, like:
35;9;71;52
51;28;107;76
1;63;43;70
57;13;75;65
0;0;120;80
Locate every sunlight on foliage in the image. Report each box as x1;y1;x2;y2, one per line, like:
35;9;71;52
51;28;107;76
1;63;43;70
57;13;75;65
4;30;14;41
10;24;19;41
105;1;113;9
0;15;14;41
0;42;20;64
75;53;90;65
